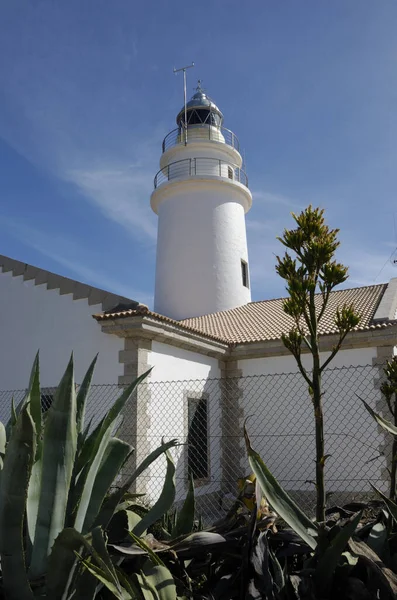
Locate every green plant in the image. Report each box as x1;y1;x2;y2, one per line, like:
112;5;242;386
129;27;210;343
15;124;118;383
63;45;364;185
0;353;178;599
244;425;397;599
360;357;397;501
276;206;361;522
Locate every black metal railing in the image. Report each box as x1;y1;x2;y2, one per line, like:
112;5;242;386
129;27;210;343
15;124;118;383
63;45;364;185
162;126;240;153
154;157;249;189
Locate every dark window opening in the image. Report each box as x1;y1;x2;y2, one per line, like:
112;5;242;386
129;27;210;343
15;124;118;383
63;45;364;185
185;109;221;127
41;393;53;413
187;397;208;480
227;166;233;180
241;260;249;288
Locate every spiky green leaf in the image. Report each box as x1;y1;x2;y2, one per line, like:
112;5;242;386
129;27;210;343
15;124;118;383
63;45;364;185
74;369;151;533
315;511;362;593
82;437;133;533
244;426;317;549
171;473;195;538
360;398;397;436
95;438;179;530
76;355;98;436
0;404;36;600
29;354;77;578
133;448;176;537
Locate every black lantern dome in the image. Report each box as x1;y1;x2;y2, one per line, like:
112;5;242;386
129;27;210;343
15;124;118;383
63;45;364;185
176;81;224;128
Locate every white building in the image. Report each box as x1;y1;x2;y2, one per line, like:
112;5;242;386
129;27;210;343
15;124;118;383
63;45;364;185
1;84;397;510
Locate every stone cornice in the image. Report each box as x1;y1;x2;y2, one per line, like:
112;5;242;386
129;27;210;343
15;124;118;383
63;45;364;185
229;324;397;360
100;315;230;358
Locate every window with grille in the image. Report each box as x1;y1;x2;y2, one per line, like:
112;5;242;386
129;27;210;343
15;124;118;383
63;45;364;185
241;259;249;288
41;392;53;413
227;166;233;180
187;397;209;480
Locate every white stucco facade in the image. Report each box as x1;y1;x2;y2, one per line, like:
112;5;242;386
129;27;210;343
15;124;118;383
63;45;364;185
145;341;222;502
153;179;251;320
0;270;123;391
238;346;378;376
236;346;386;499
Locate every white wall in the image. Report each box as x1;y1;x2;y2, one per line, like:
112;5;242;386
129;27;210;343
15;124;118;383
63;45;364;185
153;180;251;320
237;347;388;499
239;347;377;376
0;271;123;391
146;341;221;502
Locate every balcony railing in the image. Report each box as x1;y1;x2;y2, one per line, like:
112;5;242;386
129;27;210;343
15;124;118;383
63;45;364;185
162;126;240;153
154;157;249;189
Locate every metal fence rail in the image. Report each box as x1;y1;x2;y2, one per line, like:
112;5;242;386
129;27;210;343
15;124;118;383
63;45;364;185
0;362;389;522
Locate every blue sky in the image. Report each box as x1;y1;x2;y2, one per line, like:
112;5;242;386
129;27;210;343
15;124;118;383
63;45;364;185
1;0;396;307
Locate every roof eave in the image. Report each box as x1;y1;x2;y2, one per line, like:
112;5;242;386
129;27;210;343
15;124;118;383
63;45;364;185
98;314;230;359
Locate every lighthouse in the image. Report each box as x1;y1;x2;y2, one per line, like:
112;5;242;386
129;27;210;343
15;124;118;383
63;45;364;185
151;82;252;321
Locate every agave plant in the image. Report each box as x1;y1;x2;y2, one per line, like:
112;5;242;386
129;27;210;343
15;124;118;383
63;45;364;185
0;353;179;599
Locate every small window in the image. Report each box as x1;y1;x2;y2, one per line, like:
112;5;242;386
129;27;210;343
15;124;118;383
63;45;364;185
227;166;233;180
187;397;209;480
241;259;249;288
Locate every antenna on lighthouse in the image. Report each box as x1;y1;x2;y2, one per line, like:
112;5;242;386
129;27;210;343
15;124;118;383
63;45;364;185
173;62;194;145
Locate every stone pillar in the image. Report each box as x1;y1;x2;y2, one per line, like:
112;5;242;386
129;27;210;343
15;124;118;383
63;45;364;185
219;359;245;495
117;337;152;494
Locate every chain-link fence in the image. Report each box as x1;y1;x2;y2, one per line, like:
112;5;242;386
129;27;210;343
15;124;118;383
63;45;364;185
0;362;390;522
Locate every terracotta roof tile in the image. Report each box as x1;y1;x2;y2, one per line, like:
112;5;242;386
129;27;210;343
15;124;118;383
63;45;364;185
180;284;388;343
95;283;392;345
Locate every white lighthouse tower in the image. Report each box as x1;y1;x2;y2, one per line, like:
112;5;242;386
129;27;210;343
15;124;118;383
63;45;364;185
151;81;252;320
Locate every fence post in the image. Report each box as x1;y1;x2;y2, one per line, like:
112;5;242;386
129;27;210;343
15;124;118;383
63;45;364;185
219;360;245;497
117;338;153;495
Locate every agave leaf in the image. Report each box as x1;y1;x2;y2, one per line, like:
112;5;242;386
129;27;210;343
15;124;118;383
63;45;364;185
370;484;397;525
76;355;98;436
29;354;78;578
133;448;176;537
115;568;145;598
26;458;43;549
129;531;165;567
315;511;362;593
46;528;86;600
25;353;43;552
108;509;143;544
247;531;276;600
77;420;103;474
0;404;36;600
74;369;151;533
171;473;195;538
367;520;388;560
360;398;397;436
82;437;133;533
269;548;285;592
95;438;179;530
8;353;41;432
0;421;6;469
10;396;17;428
244;426;317;549
137;561;177;600
27;351;42;453
73;525;122;600
77;558;130;600
348;538;397;596
170;531;235;558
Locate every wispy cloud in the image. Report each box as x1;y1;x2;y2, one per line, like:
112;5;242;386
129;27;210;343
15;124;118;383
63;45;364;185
67;165;157;240
252;190;305;212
